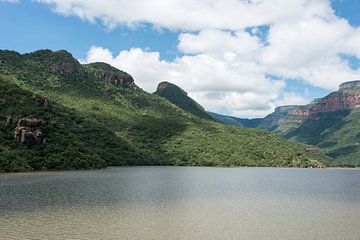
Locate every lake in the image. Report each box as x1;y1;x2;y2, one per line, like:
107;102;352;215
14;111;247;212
0;167;359;240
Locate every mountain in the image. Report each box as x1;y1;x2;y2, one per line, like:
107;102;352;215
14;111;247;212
0;49;329;172
153;83;263;127
154;81;214;120
208;112;262;128
236;80;360;167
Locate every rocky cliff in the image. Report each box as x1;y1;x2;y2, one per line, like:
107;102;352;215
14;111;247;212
85;62;140;89
260;80;360;133
256;80;360;166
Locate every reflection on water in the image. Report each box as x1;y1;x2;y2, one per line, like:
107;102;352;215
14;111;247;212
0;167;360;240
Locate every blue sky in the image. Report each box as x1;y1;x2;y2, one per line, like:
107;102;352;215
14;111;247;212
0;1;180;60
1;0;360;117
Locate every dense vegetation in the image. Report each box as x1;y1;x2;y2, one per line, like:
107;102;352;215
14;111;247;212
286;110;360;167
0;49;329;172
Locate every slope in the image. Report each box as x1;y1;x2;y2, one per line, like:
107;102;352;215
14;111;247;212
0;49;329;171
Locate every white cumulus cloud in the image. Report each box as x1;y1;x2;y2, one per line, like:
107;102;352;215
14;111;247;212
28;0;360;117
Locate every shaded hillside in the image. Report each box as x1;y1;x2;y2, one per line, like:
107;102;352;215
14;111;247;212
0;49;329;172
208;112;262;128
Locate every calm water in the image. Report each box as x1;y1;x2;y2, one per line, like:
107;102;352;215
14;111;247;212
0;167;359;240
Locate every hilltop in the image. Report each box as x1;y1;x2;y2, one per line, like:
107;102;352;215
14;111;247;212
154;81;214;120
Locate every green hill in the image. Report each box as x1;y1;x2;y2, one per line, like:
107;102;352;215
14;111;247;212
285;110;360;167
154;81;214;120
0;49;329;172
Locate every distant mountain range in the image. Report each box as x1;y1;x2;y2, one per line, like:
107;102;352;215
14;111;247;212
0;49;328;172
211;80;360;167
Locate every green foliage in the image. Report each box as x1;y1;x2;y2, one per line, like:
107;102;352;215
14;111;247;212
286;110;360;167
0;49;329;172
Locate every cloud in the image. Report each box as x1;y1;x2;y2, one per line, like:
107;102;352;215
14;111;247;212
35;0;334;31
259;17;360;89
85;46;286;118
31;0;360;117
275;92;311;107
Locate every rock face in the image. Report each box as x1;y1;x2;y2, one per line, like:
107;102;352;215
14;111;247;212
97;71;138;88
14;117;45;146
260;80;360;133
32;95;50;108
85;62;140;90
50;62;74;74
274;80;360;117
339;80;360;90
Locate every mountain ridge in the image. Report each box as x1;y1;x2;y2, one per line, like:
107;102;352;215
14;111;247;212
0;49;329;172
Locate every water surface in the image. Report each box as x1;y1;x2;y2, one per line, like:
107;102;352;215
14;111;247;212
0;167;359;240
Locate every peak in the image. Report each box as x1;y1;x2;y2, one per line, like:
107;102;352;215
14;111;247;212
156;82;187;95
339;80;360;90
28;49;72;57
85;62;128;74
85;62;139;90
0;50;22;63
0;50;21;57
27;49;78;62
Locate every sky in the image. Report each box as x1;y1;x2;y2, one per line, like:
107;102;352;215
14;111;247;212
0;0;360;118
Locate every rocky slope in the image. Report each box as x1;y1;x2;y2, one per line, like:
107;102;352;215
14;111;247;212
0;49;329;172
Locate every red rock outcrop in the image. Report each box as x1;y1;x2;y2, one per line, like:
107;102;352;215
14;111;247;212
262;81;360;129
309;81;360;115
277;80;360;118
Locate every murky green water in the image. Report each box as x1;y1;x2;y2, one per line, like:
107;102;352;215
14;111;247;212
0;167;359;240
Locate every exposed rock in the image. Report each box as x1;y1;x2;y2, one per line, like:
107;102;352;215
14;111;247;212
274;81;360;119
6;116;13;125
339;80;360;90
0;95;5;102
260;80;360;132
85;62;140;90
156;81;189;96
50;62;74;74
32;95;50;108
98;71;139;89
14;117;45;146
